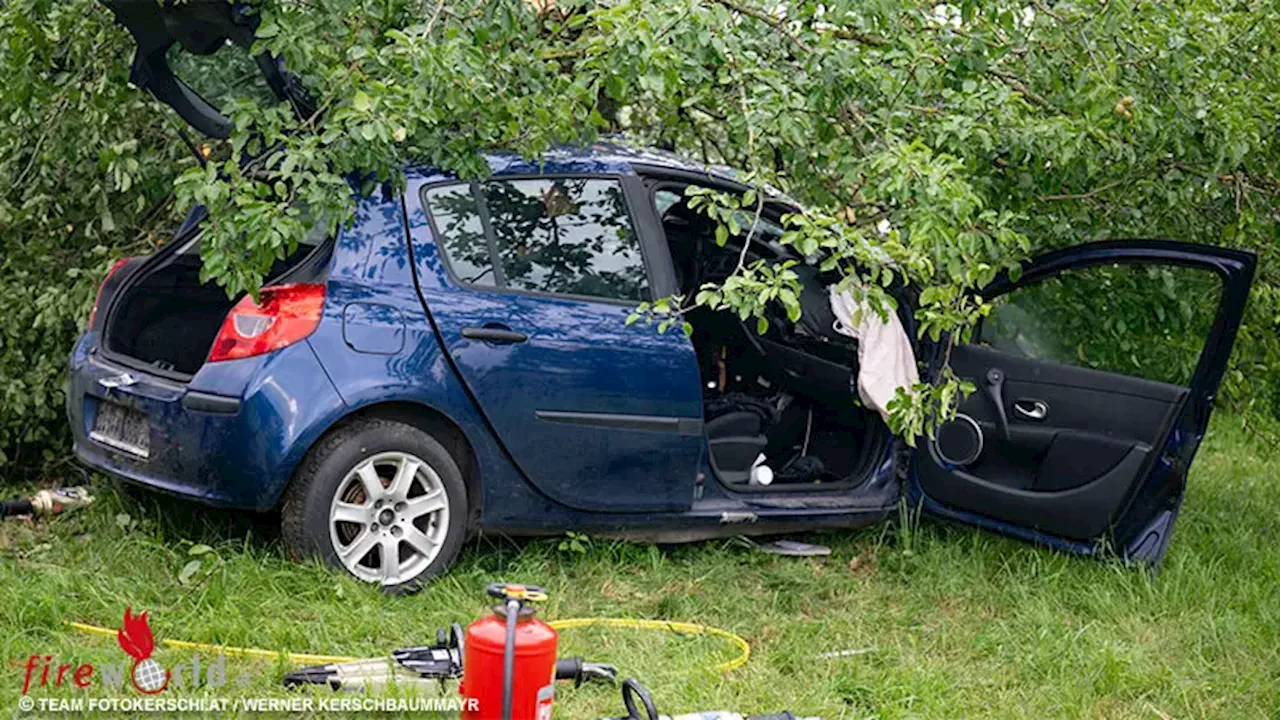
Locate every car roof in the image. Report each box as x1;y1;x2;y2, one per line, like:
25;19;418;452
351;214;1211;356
404;141;798;206
406;141;745;186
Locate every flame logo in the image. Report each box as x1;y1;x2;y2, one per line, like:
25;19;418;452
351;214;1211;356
117;607;168;693
117;607;155;661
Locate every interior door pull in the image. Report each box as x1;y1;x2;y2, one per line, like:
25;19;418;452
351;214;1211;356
983;368;1011;440
461;326;528;344
1013;399;1049;421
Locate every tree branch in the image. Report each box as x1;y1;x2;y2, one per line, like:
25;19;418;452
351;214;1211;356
1035;179;1125;201
817;23;889;47
424;0;446;35
709;0;812;53
988;69;1050;108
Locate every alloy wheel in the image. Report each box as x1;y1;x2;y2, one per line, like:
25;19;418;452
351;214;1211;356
328;451;450;585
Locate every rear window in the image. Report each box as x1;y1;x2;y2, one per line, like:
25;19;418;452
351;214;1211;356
167;44;280;110
171;206;328;262
425;178;650;303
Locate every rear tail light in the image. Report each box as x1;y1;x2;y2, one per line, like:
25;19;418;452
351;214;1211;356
207;283;326;363
88;257;134;328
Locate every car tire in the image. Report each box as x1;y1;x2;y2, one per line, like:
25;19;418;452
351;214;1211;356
281;417;468;593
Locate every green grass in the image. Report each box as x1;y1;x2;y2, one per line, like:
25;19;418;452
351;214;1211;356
2;413;1279;719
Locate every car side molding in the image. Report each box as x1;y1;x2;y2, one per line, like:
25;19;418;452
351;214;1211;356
534;410;703;435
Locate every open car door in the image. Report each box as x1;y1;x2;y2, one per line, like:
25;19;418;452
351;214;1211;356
912;241;1255;565
102;0;313;138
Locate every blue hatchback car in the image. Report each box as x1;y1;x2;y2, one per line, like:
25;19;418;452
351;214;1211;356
72;2;1257;590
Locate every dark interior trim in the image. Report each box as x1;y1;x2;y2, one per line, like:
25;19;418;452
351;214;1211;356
924;445;1151;539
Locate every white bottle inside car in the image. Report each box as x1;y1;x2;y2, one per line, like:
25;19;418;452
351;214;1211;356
749;454;773;486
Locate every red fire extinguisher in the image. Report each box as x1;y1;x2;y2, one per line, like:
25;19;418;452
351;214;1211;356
461;584;558;720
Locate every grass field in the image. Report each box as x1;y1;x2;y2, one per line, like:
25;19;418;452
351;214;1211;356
2;413;1278;719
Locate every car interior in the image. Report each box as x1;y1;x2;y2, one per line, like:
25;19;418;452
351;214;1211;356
652;185;893;492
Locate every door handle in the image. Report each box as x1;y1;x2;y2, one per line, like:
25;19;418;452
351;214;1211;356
1013;399;1049;421
461;325;528;344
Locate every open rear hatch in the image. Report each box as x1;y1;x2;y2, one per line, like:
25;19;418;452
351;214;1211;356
94;1;325;380
102;0;313;138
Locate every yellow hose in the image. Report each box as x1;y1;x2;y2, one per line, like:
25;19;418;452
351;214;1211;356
548;617;750;674
65;617;750;673
65;621;356;665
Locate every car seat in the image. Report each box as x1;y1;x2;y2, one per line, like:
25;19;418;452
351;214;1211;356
704;394;777;484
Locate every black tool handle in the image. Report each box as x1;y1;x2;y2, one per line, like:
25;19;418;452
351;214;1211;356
621;678;660;720
1;500;34;517
555;657;583;681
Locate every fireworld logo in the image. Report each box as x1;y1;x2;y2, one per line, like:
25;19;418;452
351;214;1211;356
20;607;227;695
116;607;167;693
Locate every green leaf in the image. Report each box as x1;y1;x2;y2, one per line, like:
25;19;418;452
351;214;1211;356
178;560;203;586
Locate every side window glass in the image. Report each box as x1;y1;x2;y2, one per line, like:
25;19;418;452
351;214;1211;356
980;263;1222;386
654;189;682;216
483;178;649;302
424;183;498;286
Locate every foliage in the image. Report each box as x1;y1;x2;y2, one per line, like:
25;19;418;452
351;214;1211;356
0;0;193;469
3;0;1280;467
557;530;592;555
983;262;1223;387
177;542;225;587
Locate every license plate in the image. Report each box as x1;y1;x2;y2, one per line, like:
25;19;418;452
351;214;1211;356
90;401;150;458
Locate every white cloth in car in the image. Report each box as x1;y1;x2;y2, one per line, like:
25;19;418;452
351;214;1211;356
828;286;919;422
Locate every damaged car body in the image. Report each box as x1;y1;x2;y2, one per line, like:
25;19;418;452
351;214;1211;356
67;1;1257;589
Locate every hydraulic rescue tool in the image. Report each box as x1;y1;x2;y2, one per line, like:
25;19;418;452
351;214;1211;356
1;487;95;519
282;619;616;695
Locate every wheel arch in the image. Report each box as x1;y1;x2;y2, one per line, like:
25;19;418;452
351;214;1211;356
281;400;483;530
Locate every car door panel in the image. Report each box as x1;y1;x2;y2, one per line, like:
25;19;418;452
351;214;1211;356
957;344;1186;455
407;173;705;514
436;290;704;514
924;447;1148;540
914;241;1256;562
919;344;1185;539
958;424;1132;494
